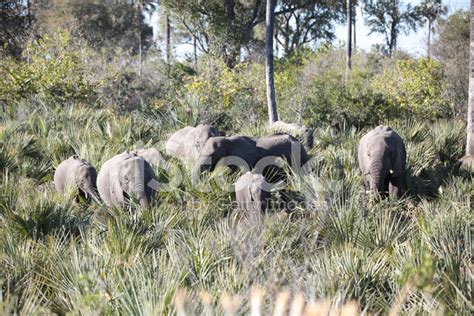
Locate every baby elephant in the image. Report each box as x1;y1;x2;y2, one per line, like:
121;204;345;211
235;172;270;213
97;152;157;208
358;125;407;198
54;156;99;202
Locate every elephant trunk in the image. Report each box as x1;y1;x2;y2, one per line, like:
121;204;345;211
138;196;149;208
131;177;149;208
81;184;101;204
370;152;388;194
87;188;101;204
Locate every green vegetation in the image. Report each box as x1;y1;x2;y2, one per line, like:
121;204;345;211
0;1;472;314
0;98;471;313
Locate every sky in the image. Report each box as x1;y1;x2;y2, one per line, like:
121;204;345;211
334;0;470;56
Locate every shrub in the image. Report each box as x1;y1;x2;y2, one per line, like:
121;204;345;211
185;58;267;132
0;30;96;106
372;58;452;119
276;48;394;128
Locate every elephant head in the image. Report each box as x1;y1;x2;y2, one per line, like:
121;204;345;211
97;152;156;208
255;133;309;179
75;161;99;202
189;124;219;156
166;124;219;160
367;138;392;193
54;156;99;203
358;126;406;198
195;136;258;174
235;172;271;213
196;136;229;173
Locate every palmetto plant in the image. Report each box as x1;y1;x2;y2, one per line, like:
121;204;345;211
0;101;471;314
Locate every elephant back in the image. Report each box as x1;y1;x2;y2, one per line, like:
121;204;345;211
270;121;314;150
132;148;163;166
226;136;259;167
256;134;309;166
165;126;194;158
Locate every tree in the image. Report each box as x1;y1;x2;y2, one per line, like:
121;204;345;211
70;0;153;55
346;0;353;80
0;0;34;58
432;10;469;115
460;4;474;170
266;0;278;123
415;0;447;57
363;0;418;55
274;1;344;56
163;0;343;67
166;14;171;64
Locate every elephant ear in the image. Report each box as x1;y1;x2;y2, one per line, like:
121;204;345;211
110;169;124;205
390;140;406;177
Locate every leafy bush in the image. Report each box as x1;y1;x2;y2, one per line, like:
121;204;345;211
273;49;395;128
185;58;267;131
0;30;96;105
372;58;452;119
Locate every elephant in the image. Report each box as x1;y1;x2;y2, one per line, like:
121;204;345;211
132;148;164;167
357;125;407;198
166;124;219;160
254;133;309;180
54;156;99;202
271;120;314;151
195;136;259;173
235;172;270;213
97;152;157;208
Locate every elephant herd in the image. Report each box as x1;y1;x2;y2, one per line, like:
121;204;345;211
54;122;407;212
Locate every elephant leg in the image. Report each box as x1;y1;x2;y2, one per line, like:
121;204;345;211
389;176;404;198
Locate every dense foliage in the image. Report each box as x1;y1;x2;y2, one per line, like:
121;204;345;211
0;101;471;314
0;1;471;314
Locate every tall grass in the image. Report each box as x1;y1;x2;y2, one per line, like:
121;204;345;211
0;102;471;314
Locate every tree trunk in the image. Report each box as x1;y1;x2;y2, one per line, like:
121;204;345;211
265;0;278;123
345;0;352;81
460;1;474;169
193;36;197;70
166;14;171;64
427;20;431;57
27;0;31;27
136;0;142;75
353;8;356;51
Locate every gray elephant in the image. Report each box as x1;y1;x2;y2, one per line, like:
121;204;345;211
255;134;309;179
97;152;157;208
271;120;314;151
235;172;270;213
132;148;164;167
166;124;219;160
195;136;258;173
358;125;406;198
54;156;99;202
